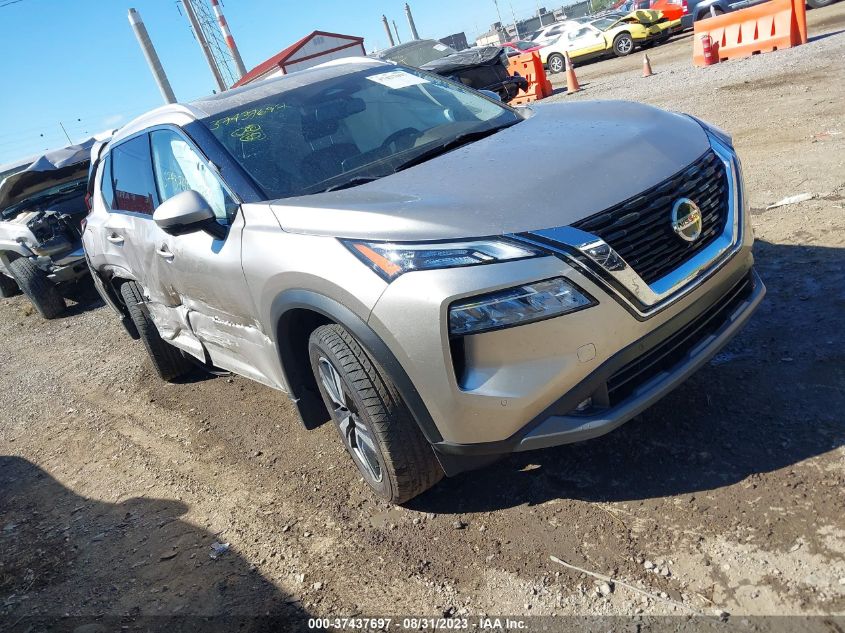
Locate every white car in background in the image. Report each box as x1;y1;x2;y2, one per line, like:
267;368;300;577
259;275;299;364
526;19;586;47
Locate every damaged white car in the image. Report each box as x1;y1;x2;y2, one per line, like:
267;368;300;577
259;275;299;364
0;140;97;318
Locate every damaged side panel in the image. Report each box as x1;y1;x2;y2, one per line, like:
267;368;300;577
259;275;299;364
142;210;287;391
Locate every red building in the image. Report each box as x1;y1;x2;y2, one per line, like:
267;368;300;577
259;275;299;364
234;31;366;87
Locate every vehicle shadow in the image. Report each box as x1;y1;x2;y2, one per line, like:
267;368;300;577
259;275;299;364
409;240;845;514
0;456;310;632
58;276;105;318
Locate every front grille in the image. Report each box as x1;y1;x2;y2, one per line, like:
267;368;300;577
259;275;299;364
606;273;753;406
572;150;729;284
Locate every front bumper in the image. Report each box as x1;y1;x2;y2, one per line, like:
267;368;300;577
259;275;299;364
431;268;764;473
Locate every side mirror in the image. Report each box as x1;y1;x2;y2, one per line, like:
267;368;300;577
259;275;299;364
153;190;226;239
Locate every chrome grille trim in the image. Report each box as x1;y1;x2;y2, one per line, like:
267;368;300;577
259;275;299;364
510;136;743;318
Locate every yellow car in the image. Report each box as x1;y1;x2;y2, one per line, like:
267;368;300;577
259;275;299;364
539;10;681;72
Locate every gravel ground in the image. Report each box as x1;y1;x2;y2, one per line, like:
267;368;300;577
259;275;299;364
1;5;844;630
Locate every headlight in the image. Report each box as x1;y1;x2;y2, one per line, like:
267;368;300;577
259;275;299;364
449;277;596;336
344;239;540;281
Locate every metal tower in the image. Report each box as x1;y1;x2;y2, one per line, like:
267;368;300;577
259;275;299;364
179;0;243;90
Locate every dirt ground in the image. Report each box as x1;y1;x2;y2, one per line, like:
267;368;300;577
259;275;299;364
1;5;844;630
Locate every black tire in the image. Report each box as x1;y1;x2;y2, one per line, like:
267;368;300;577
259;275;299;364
308;324;443;504
806;0;835;7
612;32;635;57
547;53;565;74
119;280;192;381
8;257;65;319
0;272;20;298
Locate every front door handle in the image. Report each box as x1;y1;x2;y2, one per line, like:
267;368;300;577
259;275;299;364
106;233;124;245
155;245;175;262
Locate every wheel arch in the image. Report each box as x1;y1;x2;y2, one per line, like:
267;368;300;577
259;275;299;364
89;265;140;339
271;289;443;444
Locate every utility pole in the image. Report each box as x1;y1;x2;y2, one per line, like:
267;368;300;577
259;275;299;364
492;0;505;42
58;122;72;144
392;19;402;44
181;0;227;92
127;8;177;104
405;3;420;40
509;1;521;39
382;15;395;46
209;0;247;79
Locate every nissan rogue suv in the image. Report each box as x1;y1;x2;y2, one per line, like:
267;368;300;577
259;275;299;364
84;58;764;503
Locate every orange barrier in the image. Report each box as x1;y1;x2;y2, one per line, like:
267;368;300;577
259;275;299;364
692;0;807;66
507;52;553;105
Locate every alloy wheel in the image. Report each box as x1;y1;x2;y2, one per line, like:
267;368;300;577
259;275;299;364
317;357;383;484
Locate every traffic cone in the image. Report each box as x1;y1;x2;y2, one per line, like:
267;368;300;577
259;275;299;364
564;52;580;93
642;53;654;77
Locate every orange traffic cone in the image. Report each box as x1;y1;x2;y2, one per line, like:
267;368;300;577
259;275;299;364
564;52;580;93
642;53;654;77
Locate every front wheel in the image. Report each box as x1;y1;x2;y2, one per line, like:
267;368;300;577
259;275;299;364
308;324;443;504
547;53;565;74
612;33;635;57
8;257;65;319
119;280;192;381
806;0;834;7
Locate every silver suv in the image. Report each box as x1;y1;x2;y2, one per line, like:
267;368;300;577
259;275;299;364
84;59;764;503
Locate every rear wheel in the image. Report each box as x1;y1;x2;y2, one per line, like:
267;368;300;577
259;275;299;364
612;32;635;57
547;53;565;74
119;280;192;381
8;257;65;319
308;324;443;504
0;272;20;298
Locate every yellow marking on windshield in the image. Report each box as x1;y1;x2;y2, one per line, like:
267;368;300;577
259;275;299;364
209;104;289;130
232;124;267;143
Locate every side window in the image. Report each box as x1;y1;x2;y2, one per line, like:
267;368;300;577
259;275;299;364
111;135;157;214
150;129;236;223
99;154;114;209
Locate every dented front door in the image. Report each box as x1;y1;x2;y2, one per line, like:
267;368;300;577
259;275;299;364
148;128;278;386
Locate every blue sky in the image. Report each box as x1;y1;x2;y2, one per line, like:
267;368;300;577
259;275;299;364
0;0;548;164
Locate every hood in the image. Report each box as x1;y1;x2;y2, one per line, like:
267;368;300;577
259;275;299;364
617;9;663;25
269;101;711;241
0;139;95;211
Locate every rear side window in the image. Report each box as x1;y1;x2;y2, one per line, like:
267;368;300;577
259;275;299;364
111;135;157;214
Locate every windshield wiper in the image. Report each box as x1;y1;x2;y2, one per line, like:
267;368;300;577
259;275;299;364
320;176;381;193
393;123;518;173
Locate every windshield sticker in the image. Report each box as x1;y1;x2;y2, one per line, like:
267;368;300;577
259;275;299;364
232;124;267;142
209;104;289;130
366;71;429;90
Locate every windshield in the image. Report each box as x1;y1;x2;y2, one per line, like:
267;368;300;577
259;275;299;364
1;177;86;219
512;40;538;50
201;66;520;199
592;18;620;30
378;41;456;67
